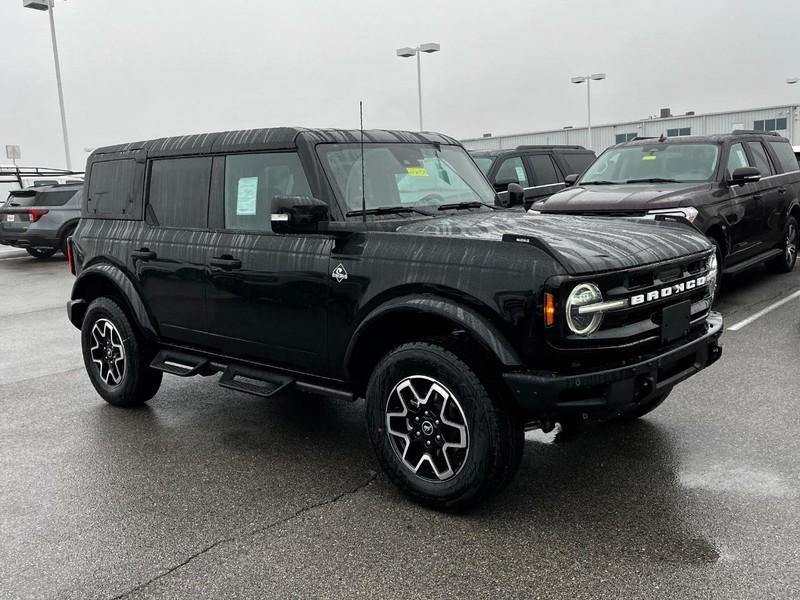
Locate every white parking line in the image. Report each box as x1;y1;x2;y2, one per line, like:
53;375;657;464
727;289;800;331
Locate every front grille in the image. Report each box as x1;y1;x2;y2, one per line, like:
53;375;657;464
551;252;713;352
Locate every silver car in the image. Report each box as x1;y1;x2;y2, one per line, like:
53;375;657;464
0;183;82;258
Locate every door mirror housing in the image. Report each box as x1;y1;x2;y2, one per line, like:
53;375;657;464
728;166;761;187
564;173;580;187
507;182;525;207
271;196;329;233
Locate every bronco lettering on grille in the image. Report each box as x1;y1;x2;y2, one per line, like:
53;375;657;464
630;275;707;306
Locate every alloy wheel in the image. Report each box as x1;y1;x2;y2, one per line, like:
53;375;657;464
785;221;797;266
385;375;469;482
89;318;126;386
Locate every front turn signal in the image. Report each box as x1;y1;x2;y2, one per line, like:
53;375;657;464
544;292;556;328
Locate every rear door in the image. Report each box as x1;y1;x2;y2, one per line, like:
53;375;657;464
525;153;566;208
204;151;332;374
745;140;782;248
723;142;763;258
134;156;214;345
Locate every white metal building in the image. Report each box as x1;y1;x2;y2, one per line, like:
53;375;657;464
462;104;800;153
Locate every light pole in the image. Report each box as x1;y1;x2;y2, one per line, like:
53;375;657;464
396;42;440;131
571;73;606;151
24;0;72;170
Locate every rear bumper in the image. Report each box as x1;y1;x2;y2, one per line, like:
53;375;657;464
503;312;723;419
0;232;60;249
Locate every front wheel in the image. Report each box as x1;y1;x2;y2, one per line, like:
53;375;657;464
766;215;798;274
366;341;523;511
26;247;57;259
81;297;162;407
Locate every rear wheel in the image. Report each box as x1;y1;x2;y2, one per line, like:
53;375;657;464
766;215;798;274
26;247;57;259
366;341;523;511
81;297;162;407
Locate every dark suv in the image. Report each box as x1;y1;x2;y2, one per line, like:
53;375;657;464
66;128;722;510
470;145;596;210
0;183;82;258
530;132;800;286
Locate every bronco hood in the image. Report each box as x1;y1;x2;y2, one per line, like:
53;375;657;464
535;182;712;213
394;211;711;274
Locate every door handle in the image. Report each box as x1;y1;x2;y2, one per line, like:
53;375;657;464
753;193;763;200
131;248;156;260
778;187;787;194
210;256;242;270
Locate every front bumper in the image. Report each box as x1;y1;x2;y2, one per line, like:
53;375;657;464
503;312;723;419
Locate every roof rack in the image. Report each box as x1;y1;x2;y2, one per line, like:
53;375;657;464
515;144;587;150
731;130;781;136
0;166;84;187
631;136;658;141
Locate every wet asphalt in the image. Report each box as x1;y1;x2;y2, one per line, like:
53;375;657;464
1;245;799;600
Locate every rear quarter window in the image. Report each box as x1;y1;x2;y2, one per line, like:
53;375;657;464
86;159;143;219
767;141;799;173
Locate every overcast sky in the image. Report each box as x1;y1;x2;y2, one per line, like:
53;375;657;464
2;0;799;168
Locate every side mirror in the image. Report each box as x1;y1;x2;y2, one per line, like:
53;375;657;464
507;182;525;206
271;195;329;233
493;177;519;192
728;166;761;187
564;173;579;187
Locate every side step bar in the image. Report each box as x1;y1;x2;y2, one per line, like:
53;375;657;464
723;247;782;275
150;349;213;377
218;365;294;398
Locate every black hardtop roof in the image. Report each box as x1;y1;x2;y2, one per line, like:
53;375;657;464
91;127;462;159
615;131;789;148
470;144;590;158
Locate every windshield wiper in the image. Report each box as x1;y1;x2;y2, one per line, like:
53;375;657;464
625;177;682;184
580;180;618;185
437;201;495;211
346;206;433;217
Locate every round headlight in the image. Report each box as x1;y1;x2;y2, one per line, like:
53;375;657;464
566;283;603;335
706;253;718;298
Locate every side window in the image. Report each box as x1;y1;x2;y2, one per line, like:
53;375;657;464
528;155;562;186
224;152;312;233
147;157;212;229
494;157;529;187
767;140;799;173
746;142;774;176
86;159;142;219
726;143;750;175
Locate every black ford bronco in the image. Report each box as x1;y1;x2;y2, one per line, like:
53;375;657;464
530;132;800;291
66;128;723;510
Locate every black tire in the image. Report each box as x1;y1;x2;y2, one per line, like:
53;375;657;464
765;215;798;274
365;341;523;511
26;247;57;259
81;297;162;407
707;237;724;306
617;388;672;422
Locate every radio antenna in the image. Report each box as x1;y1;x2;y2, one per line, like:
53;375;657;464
360;101;366;224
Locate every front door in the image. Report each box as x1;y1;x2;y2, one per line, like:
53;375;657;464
204;151;332;374
723;142;763;258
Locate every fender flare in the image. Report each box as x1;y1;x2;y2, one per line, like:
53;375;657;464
68;263;157;338
344;294;523;378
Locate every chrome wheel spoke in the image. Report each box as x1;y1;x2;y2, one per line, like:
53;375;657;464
384;375;470;482
89;318;126;386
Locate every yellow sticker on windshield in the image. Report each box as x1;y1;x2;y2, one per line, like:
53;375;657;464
406;167;429;176
642;155;657;161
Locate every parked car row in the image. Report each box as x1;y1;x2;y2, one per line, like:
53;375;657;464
65;126;725;510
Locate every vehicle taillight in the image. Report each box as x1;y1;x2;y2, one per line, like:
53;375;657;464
66;237;75;275
28;209;49;222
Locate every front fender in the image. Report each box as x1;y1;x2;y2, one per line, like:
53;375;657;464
68;263;157;338
344;294;522;376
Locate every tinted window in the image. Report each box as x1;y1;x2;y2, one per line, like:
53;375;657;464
148;157;211;229
562;152;595;175
495;157;529;187
87;159;141;218
768;140;800;173
746;142;773;176
6;189;79;207
224;153;311;233
529;155;561;185
727;143;750;174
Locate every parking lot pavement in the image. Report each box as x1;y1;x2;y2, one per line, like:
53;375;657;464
1;255;799;600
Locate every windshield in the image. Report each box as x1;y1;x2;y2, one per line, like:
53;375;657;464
317;143;496;213
580;143;720;184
